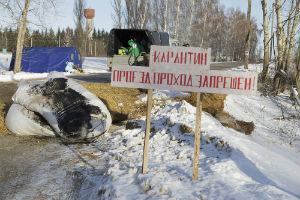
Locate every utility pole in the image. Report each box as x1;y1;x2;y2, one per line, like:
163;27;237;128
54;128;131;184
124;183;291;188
31;37;32;47
244;0;251;69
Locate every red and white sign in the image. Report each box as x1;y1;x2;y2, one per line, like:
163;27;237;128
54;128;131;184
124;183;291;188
111;45;258;179
111;66;257;95
150;45;211;71
111;45;258;95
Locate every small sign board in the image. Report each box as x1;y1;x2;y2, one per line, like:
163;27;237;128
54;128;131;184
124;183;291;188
150;45;211;71
111;66;257;95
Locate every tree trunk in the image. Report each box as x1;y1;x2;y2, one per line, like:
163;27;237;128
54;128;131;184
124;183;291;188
163;0;168;32
186;0;195;45
14;0;31;73
294;46;300;98
112;0;122;28
244;0;251;69
285;0;300;75
270;3;275;61
283;0;295;73
174;0;181;40
200;13;207;47
261;0;269;82
274;0;285;93
140;0;148;29
125;0;132;28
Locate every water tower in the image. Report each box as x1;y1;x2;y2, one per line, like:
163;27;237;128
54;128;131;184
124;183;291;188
84;9;95;55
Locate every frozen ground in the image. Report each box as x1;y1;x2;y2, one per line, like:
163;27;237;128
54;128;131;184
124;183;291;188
0;53;299;199
79;92;299;200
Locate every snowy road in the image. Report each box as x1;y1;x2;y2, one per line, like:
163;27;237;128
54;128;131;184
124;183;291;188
0;133;110;199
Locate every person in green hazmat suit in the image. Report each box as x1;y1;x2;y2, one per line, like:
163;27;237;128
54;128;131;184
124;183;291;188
128;39;147;57
128;39;147;65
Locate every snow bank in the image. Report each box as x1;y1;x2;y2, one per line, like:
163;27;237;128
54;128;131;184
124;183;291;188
0;53;109;82
82;57;109;73
75;95;299;199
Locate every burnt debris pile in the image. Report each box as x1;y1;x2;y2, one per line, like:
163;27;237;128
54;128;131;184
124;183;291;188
5;73;112;142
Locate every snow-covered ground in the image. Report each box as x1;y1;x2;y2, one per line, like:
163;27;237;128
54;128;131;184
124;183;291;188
76;92;299;200
0;52;299;199
0;53;109;82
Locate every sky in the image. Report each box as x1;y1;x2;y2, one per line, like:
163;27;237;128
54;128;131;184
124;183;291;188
219;0;265;27
49;0;113;32
48;0;265;33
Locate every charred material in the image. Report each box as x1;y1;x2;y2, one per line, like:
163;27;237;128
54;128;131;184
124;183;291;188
6;74;112;142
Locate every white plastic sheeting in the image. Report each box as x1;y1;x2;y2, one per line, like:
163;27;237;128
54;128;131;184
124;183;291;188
6;72;112;142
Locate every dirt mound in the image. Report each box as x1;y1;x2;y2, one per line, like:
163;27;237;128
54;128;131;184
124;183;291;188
176;93;254;135
82;83;146;122
176;93;227;116
0;103;10;134
0;83;16;134
215;111;254;135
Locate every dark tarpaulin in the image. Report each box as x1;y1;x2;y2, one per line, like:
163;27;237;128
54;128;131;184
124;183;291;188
9;47;82;73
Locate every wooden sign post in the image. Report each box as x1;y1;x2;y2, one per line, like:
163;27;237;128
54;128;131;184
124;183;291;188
142;89;153;174
192;92;203;180
111;45;258;180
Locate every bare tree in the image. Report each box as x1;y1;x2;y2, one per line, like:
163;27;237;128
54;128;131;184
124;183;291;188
284;0;300;74
63;27;73;47
163;0;168;32
152;0;160;31
124;0;139;28
273;0;285;93
133;0;138;28
124;0;132;28
261;0;269;82
156;0;168;32
14;0;30;73
270;3;275;61
122;0;151;29
0;0;56;73
112;0;122;28
294;44;300;98
173;0;181;40
273;0;300;99
185;0;195;44
138;0;150;29
244;0;251;69
282;0;295;72
199;1;209;47
73;0;86;57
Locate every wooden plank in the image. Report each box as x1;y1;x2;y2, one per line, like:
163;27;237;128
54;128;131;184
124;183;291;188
142;89;153;174
192;92;203;180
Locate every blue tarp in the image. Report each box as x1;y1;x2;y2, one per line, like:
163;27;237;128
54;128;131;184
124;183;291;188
9;47;82;73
